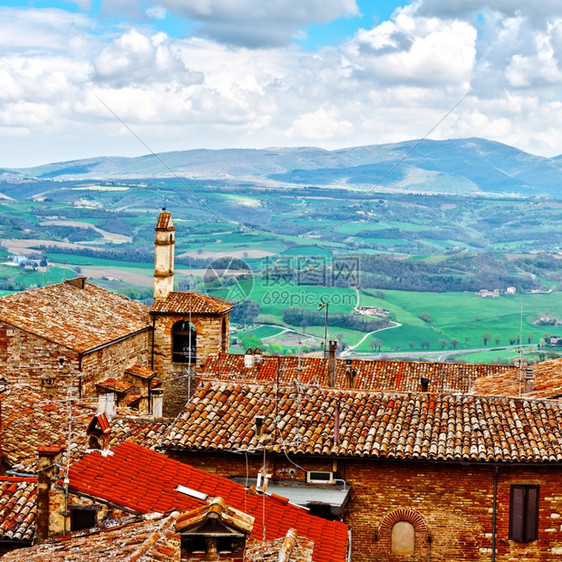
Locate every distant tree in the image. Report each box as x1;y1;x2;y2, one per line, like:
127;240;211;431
494;335;501;345
395;344;401;352
439;338;448;350
409;341;415;350
420;312;432;323
375;290;386;299
481;332;492;346
230;299;260;326
370;338;384;352
420;341;431;350
450;338;459;349
526;333;534;344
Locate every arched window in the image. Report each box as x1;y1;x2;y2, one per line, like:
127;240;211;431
391;521;415;555
172;321;196;364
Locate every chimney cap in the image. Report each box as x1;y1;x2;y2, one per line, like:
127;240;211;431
37;446;64;457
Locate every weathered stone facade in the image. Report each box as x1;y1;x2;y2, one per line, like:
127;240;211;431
0;322;151;400
151;313;229;417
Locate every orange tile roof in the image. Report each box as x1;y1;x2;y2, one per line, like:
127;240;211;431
151;291;233;315
68;442;348;562
95;378;135;394
0;477;36;544
162;380;562;463
0;281;150;353
203;353;517;393
124;365;155;380
472;358;562;399
155;211;174;230
1;387;169;473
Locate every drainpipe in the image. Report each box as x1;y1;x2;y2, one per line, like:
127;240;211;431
492;466;498;562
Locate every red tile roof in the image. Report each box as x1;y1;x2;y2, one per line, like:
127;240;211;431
472;358;562;399
68;442;348;562
162;380;562;463
203;352;516;393
0;281;150;353
0;477;36;544
151;291;233;315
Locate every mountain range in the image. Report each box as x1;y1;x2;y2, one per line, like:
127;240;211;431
3;137;562;198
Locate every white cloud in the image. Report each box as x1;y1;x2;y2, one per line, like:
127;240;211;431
289;108;353;140
4;1;562;166
158;0;359;47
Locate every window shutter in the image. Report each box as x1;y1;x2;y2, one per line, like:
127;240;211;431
525;486;539;541
510;486;525;542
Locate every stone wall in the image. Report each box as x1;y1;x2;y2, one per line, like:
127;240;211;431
0;323;151;400
152;314;229;417
80;330;151;398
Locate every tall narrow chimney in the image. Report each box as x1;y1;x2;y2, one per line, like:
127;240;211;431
154;210;175;300
36;446;63;543
524;368;535;394
328;340;337;387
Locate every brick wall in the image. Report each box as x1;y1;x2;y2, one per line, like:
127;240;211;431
152;314;229;417
165;450;562;561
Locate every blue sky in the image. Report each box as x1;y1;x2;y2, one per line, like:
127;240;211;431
2;0;562;166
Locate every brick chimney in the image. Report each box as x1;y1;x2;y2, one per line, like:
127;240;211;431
328;340;337;387
154;210;175;300
36;446;64;543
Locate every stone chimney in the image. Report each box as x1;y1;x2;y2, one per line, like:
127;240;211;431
344;359;355;389
154;210;175;300
524;368;535;393
65;277;87;289
36;446;64;543
327;340;337;387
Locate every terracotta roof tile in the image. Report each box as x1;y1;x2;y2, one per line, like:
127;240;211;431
0;281;150;353
162;380;562;463
2;387;169;473
151;292;233;315
156;211;174;230
0;477;36;544
473;358;562;399
124;365;155;380
203;353;516;393
68;442;347;562
0;511;182;561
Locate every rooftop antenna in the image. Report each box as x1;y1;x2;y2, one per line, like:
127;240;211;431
318;301;329;358
518;299;523;397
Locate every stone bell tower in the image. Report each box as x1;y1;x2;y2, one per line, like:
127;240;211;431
154;209;175;300
150;210;234;417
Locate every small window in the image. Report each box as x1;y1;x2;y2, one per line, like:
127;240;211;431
391;521;415;555
510;485;539;542
70;507;97;531
306;471;333;484
172;321;196;364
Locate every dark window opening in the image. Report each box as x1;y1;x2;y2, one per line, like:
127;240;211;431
510;485;539;542
70;508;97;531
172;321;196;364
